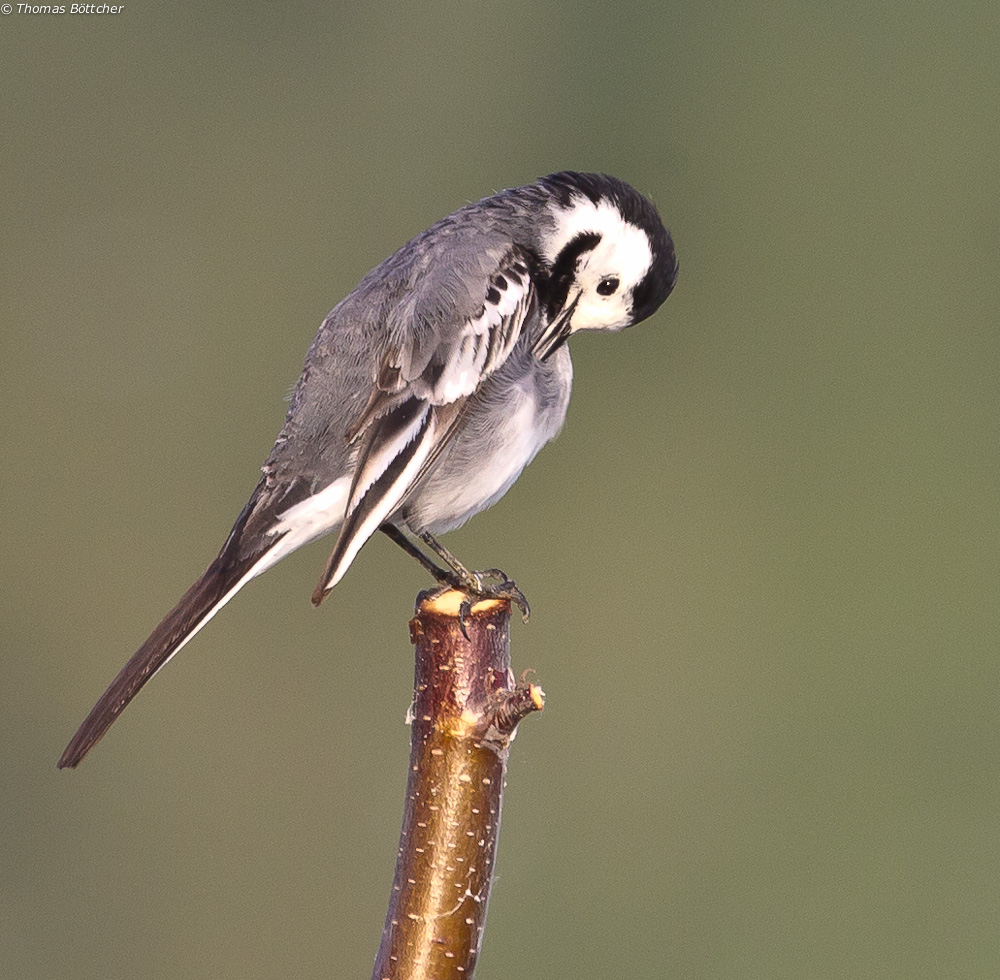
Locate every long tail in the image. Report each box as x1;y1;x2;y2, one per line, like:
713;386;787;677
58;474;349;769
57;552;264;768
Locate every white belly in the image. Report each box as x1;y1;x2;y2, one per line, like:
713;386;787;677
401;347;572;534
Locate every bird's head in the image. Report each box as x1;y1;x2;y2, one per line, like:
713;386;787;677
537;171;678;336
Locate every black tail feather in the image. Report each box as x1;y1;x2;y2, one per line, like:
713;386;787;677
57;552;260;769
56;475;312;769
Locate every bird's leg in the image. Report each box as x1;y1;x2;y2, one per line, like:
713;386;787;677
417;530;530;631
416;532;483;590
380;525;530;632
381;526;520;635
379;525;454;585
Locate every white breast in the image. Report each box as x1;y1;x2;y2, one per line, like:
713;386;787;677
401;348;572;534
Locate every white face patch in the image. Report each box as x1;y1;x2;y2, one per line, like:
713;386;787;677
542;195;654;332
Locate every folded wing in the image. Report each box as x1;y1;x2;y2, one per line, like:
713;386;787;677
311;249;536;602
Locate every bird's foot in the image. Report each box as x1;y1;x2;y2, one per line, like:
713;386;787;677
426;568;530;638
406;530;529;635
457;569;530;637
386;527;530;635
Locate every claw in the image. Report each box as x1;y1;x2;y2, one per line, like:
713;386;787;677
458;596;474;639
497;579;530;623
401;531;530;632
454;576;530;637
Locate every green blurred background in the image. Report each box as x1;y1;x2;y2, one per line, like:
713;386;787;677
3;1;998;977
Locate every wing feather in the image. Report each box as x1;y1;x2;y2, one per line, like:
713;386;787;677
311;248;537;601
311;400;439;602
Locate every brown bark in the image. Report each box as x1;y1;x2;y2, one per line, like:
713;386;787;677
371;589;544;980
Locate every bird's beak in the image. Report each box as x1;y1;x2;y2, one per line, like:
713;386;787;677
534;290;581;360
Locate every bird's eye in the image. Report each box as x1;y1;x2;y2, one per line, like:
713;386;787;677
596;276;620;296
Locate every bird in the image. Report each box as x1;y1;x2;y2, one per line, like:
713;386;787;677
58;171;678;769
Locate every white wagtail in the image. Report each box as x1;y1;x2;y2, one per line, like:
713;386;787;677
58;171;678;768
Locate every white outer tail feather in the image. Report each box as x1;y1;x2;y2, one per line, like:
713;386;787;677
149;476;353;685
